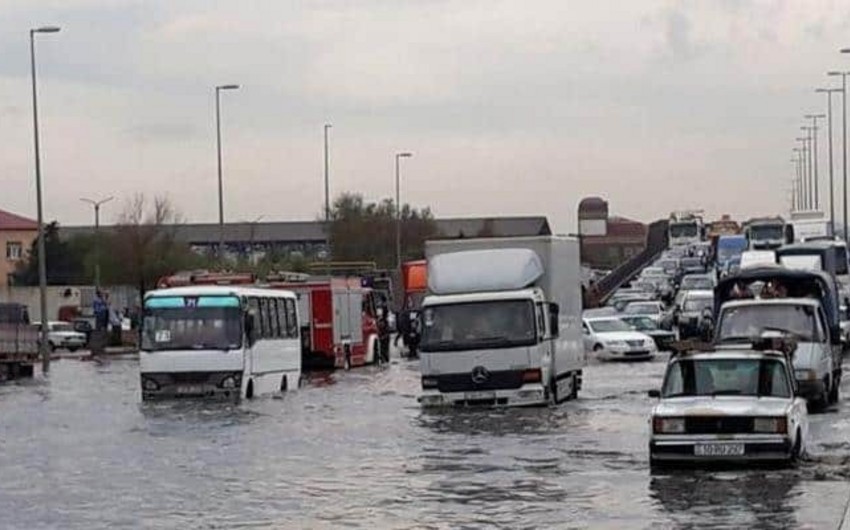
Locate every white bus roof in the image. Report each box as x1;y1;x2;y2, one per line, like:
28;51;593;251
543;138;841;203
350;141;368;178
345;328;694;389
145;285;296;300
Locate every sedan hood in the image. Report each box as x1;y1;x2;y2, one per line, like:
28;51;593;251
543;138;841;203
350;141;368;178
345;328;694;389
595;331;653;342
653;396;792;417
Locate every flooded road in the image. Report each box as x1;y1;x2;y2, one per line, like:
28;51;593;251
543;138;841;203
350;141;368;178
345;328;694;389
2;355;850;529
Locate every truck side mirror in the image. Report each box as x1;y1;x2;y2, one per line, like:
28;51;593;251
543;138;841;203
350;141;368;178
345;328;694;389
549;303;560;338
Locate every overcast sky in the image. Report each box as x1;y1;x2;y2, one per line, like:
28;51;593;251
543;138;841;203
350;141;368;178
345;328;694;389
2;0;850;232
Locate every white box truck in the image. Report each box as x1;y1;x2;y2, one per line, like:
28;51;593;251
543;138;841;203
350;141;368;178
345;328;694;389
418;236;585;407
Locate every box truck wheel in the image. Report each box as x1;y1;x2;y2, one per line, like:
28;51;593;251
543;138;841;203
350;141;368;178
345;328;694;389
569;372;579;399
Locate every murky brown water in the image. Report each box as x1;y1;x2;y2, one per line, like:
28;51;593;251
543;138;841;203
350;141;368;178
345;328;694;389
1;355;849;529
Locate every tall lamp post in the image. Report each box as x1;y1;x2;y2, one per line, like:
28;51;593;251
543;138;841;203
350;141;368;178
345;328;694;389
323;124;332;222
215;84;240;260
805;114;826;210
793;148;804;211
80;196;114;288
828;69;850;239
30;25;61;375
816;88;841;232
791;156;801;211
796;137;810;209
801;126;815;209
394;152;413;271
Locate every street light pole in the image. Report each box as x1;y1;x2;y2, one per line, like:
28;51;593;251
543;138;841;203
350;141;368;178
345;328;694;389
797;137;809;209
394;152;413;271
829;69;850;239
805;114;826;210
29;25;60;375
817;88;840;232
80;196;114;288
794;148;804;211
802;126;815;210
324;124;332;222
215;84;240;260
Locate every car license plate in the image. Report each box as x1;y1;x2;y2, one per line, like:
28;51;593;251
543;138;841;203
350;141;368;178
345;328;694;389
176;385;204;395
464;391;496;401
694;443;745;457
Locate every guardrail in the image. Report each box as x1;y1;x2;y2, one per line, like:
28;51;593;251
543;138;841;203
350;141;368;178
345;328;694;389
584;219;670;308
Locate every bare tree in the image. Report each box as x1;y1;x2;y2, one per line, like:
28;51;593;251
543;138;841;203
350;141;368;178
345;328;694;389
106;194;196;297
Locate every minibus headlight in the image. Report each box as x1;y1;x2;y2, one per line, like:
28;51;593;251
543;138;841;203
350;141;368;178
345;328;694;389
142;377;160;391
421;376;438;389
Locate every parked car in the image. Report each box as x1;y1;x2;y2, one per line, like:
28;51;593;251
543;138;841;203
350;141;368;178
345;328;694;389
620;315;676;351
35;321;87;352
648;340;807;466
621;300;674;330
582;316;657;361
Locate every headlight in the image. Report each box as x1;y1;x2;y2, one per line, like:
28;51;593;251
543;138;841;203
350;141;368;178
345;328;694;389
421;376;438;389
141;377;160;391
795;369;817;382
653;417;685;434
646;340;657;350
219;375;240;389
753;417;787;434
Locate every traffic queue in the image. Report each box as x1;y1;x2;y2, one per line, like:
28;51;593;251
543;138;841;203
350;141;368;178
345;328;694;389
594;223;848;466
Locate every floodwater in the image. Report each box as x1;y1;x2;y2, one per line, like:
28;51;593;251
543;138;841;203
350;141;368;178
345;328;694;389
2;355;850;529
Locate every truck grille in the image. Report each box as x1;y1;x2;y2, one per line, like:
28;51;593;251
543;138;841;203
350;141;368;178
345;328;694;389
434;370;526;393
685;416;753;434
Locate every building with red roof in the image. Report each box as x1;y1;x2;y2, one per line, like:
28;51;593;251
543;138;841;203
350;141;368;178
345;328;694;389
0;209;38;286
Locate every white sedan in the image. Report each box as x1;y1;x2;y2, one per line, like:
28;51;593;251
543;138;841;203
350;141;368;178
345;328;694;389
35;321;87;352
582;316;657;361
649;346;808;466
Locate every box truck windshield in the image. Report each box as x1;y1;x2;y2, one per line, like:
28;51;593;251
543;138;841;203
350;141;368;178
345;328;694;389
420;300;536;352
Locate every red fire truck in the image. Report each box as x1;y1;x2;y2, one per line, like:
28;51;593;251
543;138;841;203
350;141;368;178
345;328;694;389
267;273;382;370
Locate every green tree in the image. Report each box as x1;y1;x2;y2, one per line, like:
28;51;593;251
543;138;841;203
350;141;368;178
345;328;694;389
14;221;88;285
326;193;437;268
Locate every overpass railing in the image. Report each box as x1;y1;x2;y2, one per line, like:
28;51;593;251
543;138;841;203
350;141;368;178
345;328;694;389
584;219;669;308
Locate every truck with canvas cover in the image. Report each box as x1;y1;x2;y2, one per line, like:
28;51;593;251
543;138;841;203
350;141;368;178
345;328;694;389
713;267;842;408
0;303;39;380
418;236;585;407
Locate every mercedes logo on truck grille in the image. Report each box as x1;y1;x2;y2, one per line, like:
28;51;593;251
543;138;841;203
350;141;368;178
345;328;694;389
471;366;490;385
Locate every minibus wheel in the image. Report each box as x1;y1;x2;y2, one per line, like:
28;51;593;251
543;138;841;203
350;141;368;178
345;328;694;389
280;376;288;393
246;380;254;400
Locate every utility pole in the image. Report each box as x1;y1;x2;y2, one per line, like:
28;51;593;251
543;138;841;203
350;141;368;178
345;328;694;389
828;69;849;239
215;84;240;260
29;25;61;375
394;152;413;271
805;114;826;210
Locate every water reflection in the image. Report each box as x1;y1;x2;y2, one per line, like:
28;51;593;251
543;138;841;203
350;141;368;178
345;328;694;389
649;470;800;529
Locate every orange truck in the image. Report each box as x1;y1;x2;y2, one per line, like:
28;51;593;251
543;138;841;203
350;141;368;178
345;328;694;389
401;260;427;310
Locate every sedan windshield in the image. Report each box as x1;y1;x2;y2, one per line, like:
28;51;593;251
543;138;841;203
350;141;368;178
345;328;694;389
622;316;658;331
662;358;791;398
420;300;536;352
683;297;713;313
141;302;243;352
588;318;633;333
717;304;822;343
680;276;714;290
624;303;660;315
